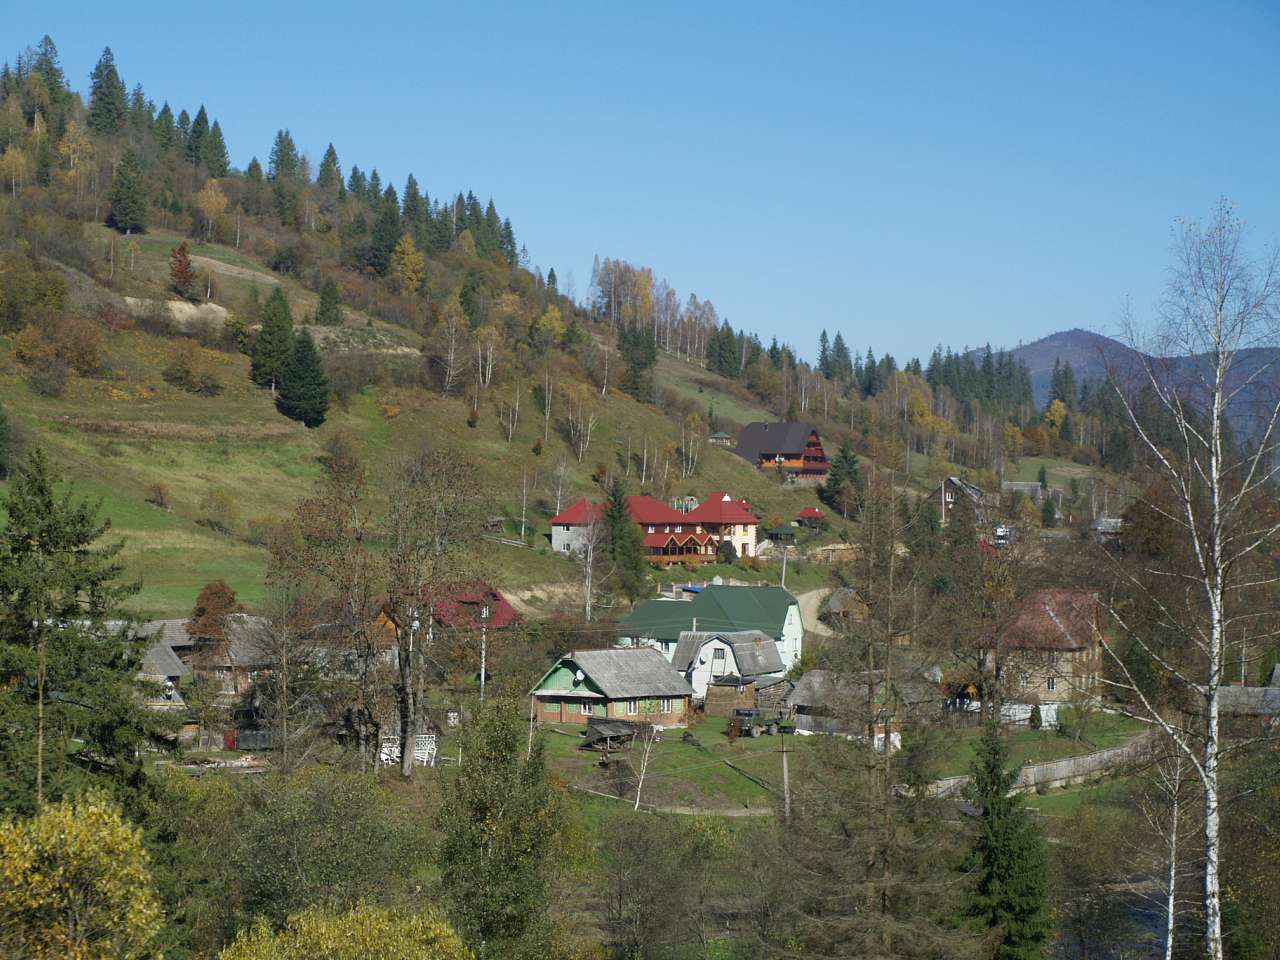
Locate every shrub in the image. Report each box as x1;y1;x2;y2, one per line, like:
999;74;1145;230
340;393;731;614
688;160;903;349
163;338;224;396
13;326;57;367
1029;704;1043;731
716;539;738;563
144;482;171;509
197;488;238;535
466;408;479;428
531;438;543;457
27;357;68;397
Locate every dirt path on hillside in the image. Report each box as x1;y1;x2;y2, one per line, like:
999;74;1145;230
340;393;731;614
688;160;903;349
191;254;280;285
797;587;832;637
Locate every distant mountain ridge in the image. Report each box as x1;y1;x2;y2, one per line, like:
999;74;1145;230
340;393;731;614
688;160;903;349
985;330;1280;435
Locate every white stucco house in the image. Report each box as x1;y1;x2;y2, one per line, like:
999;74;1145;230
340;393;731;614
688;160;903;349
669;630;786;699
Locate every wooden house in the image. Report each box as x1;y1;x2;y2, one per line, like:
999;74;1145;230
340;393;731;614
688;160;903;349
705;675;791;717
531;648;693;726
932;476;993;525
708;431;733;448
732;422;829;477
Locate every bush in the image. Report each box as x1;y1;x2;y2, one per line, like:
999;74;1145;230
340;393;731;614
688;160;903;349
1029;704;1043;731
716;539;738;563
27;357;68;397
197;488;238;535
144;482;171;509
52;316;103;376
218;906;470;960
13;326;57;367
163;338;224;396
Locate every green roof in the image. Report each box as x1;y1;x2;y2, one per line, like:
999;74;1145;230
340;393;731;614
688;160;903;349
619;585;798;643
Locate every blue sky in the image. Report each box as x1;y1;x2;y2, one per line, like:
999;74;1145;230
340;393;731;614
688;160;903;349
11;2;1280;361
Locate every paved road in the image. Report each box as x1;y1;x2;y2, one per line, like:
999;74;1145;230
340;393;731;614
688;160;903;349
796;587;833;637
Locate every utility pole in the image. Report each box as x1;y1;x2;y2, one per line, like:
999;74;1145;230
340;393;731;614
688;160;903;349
780;542;789;590
781;725;791;822
479;603;490;702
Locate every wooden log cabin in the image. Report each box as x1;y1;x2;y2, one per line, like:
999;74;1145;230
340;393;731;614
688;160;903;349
731;422;829;477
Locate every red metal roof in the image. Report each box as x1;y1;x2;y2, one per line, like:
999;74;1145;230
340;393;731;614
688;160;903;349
626;495;686;525
548;497;604;526
687;491;758;525
797;506;825;519
432;582;520;630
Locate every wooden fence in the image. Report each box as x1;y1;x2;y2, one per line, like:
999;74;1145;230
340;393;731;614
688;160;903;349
930;730;1157;798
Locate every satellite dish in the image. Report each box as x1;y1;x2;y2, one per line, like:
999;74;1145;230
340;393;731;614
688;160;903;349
574;669;585;683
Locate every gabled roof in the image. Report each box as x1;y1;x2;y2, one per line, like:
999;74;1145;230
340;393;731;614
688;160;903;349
549;497;604;526
797;506;825;519
619;584;799;643
534;648;693;699
433;583;521;630
1218;664;1280;716
1001;590;1100;652
938;476;989;503
686;491;758;525
643;530;713;548
732;422;820;462
626;495;686;525
671;630;784;676
141;635;190;680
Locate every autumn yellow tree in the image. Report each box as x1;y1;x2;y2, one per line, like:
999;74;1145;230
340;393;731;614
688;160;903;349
390;234;425;293
196;178;228;242
0;793;163;959
1043;398;1068;435
219;905;472;960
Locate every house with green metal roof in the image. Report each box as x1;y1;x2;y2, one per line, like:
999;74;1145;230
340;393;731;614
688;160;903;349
616;584;804;672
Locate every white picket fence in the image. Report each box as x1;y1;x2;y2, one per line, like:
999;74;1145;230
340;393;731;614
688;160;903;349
378;734;438;768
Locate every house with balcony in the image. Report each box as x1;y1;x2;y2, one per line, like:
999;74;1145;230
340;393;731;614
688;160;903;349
731;422;829;477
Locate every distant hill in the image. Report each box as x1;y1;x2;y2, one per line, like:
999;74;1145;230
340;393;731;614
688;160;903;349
986;329;1134;405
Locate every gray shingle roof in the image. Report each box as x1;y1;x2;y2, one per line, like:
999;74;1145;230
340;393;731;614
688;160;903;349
1219;666;1280;716
141;636;190;680
671;630;784;676
561;648;693;699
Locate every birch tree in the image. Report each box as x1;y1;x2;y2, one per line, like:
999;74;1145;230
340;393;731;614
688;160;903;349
1100;200;1280;960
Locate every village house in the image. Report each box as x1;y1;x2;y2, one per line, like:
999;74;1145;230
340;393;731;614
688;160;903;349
731;421;830;477
786;669;939;750
1000;588;1104;725
669;629;785;699
704;674;791;718
530;647;694;726
549;491;759;566
135;622;191;711
429;582;521;632
708;430;733;448
618;584;804;671
796;505;826;529
931;475;993;525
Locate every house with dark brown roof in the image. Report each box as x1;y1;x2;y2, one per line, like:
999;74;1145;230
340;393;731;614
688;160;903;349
1000;589;1104;724
732;422;829;477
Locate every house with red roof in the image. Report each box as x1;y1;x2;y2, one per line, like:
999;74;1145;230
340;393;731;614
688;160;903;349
796;506;825;528
432;583;521;632
549;491;760;566
998;588;1103;725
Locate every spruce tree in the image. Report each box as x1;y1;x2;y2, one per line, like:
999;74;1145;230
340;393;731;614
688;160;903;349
316;143;341;194
369;200;402;276
315;278;343;326
153;102;176;151
276;331;330;428
817;329;831;378
603;479;649;602
106;150;147;234
0;449;171;813
87;47;126;135
347;165;367;200
268;129;299;181
176;109;191;143
250;287;294;392
204;120;229;176
965;723;1052;960
822;439;864;518
169;241;196;300
186;105;209;166
546;267;557;296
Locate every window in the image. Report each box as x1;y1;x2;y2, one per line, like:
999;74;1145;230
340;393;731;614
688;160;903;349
660;698;672;713
1047;677;1057;692
661;641;672;655
626;699;638;716
648;525;655;533
1019;672;1031;689
675;524;682;533
712;647;727;676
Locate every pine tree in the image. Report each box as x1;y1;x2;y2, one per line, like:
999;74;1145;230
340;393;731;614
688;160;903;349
965;723;1052;960
822;439;864;518
347;164;366;199
546;267;557;296
315;278;343;326
87;47;126;135
370;200;402;276
268;129;299;181
1040;497;1057;528
186;105;209;166
817;329;831;378
169;241;196;299
832;331;852;379
176;109;191;143
0;449;170;813
204;120;229;176
366;168;382;198
603;479;649;602
106;150;147;234
153;102;176;151
316;143;341;194
250;287;294;392
276;331;330;428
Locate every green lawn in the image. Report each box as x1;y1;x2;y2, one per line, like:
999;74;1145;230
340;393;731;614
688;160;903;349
541;716;811;810
935;713;1148;779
